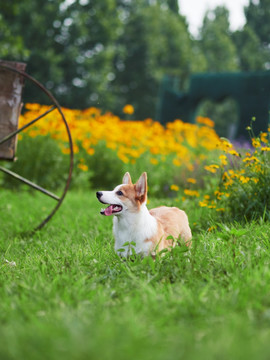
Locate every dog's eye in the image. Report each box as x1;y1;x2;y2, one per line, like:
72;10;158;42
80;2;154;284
116;190;123;196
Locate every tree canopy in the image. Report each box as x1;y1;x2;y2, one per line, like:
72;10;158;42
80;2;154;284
0;0;269;118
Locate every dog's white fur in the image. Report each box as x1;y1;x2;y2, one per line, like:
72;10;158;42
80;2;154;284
96;172;192;257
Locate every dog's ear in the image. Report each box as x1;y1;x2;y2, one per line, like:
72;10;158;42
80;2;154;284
123;172;132;185
135;172;147;203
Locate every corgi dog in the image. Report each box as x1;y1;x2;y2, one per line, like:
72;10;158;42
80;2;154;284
96;172;192;257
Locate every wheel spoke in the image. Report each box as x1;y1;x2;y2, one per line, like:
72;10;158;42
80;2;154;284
0;62;73;232
0;166;60;201
0;106;56;146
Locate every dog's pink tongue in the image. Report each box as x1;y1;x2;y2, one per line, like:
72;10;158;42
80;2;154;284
104;205;114;216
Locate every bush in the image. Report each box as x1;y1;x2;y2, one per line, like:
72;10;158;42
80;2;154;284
1;135;70;191
199;126;270;222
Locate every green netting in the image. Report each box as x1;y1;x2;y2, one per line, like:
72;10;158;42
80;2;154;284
157;72;270;138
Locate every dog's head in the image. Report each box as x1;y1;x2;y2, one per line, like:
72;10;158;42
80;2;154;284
96;172;147;216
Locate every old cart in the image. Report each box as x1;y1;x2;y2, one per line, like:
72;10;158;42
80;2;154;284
0;60;73;232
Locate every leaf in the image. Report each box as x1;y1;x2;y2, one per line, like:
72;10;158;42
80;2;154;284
122;241;131;247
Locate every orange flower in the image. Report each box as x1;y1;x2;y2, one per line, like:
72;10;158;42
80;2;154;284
123;104;134;115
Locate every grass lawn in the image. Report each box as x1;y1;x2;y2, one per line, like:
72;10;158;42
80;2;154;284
1;189;270;360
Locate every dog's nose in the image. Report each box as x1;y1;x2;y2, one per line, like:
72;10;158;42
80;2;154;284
96;191;103;200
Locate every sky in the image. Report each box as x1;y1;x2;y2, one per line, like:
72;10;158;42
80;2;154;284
178;0;249;36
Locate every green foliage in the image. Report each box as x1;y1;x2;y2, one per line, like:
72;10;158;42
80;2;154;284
0;135;69;191
242;0;270;70
245;0;270;46
1;0;269;131
232;25;268;71
199;124;270;223
0;13;29;59
86;141;124;189
1;0;269;120
198;6;239;72
221;149;270;222
83;144;184;197
1;0;195;118
112;2;193;119
197;98;239;138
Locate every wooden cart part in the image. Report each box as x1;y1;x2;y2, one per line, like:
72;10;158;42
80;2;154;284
0;60;26;160
0;61;74;232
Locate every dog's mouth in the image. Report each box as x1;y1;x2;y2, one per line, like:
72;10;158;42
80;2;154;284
100;204;123;216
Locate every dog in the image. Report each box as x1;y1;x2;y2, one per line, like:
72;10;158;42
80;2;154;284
96;172;192;257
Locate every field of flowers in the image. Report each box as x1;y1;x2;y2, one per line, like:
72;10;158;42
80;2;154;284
18;103;222;189
11;103;270;223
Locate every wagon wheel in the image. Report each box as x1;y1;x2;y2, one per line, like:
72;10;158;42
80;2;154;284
0;61;73;232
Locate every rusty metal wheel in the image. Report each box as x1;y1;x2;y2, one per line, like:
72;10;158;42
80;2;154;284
0;61;73;232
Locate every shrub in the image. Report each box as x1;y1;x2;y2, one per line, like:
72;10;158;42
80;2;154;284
199;125;270;222
1;135;69;191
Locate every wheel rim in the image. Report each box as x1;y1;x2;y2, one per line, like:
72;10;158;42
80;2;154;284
0;63;74;232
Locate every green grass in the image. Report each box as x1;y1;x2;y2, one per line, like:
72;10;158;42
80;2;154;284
1;190;270;360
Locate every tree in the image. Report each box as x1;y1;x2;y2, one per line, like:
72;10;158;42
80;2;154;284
232;25;267;71
112;1;194;119
54;0;121;109
0;2;29;59
196;6;240;137
245;0;270;47
243;0;270;69
1;0;121;109
198;6;239;72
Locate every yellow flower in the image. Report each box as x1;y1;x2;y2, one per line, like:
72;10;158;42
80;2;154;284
204;164;219;173
73;144;79;154
62;147;71;155
219;155;228;166
150;158;158;165
214;190;224;200
196;116;215;128
150;147;159;155
18;103;231;180
240;176;250;184
170;184;179;191
260;132;268;143
228;149;240;157
173;158;181;167
78;163;88;171
243;156;260;163
123;104;134;115
199;201;208;207
86;148;95;155
184;189;199;197
252;138;261;148
218;139;233;151
24;103;42;111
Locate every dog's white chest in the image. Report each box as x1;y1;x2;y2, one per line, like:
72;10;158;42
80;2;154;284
113;207;157;257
